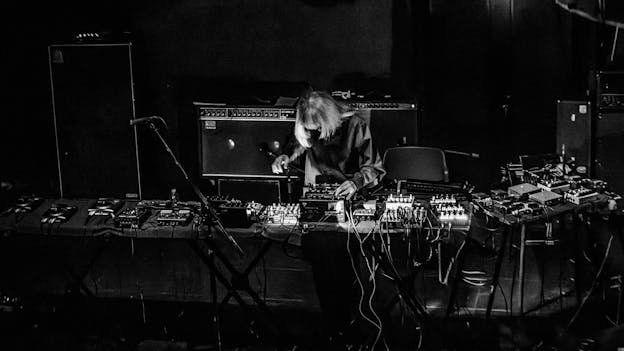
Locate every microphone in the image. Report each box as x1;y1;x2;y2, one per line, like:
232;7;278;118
130;116;167;128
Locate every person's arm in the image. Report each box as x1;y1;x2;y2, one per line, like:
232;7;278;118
351;121;385;189
335;120;385;198
272;134;306;174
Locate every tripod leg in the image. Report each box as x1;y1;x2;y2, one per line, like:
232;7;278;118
209;250;222;351
518;224;526;315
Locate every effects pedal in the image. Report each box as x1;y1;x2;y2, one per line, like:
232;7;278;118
536;179;570;194
529;190;562;206
156;209;193;226
380;194;425;225
87;198;123;217
2;195;43;215
41;203;77;224
114;207;151;229
508;183;541;199
564;187;600;205
217;200;251;227
261;203;300;225
300;183;346;222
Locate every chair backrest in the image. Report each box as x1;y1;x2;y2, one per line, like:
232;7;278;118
383;146;449;183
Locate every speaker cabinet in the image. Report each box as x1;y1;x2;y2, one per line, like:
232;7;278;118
196;103;416;179
595;111;624;195
556;100;592;172
198;116;295;178
48;43;141;199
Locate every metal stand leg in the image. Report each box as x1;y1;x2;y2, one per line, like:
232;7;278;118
486;226;510;318
445;239;468;318
518;224;526;315
188;238;287;343
208;249;222;351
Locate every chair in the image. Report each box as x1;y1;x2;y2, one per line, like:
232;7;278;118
382;146;449;183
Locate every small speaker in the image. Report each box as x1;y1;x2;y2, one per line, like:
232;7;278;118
49;43;141;198
595;111;624;195
556;100;592;172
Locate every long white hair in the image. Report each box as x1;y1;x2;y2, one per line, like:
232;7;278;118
294;91;351;148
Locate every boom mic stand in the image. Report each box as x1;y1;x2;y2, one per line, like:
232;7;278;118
146;121;244;255
139;120;287;349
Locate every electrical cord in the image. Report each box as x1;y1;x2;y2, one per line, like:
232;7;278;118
345;213;382;341
348;210;386;351
566;234;614;329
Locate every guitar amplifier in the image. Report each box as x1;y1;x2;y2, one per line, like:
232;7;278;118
196;103;296;178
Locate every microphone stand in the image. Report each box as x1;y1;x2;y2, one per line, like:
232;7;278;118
148;122;244;255
443;149;480;159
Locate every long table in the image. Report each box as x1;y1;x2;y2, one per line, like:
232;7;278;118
0;199;291;341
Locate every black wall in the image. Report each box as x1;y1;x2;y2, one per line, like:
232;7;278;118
1;0;621;197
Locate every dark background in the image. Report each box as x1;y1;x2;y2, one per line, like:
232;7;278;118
1;0;622;198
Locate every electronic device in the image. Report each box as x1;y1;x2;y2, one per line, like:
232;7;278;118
87;198;123;217
564;187;600;205
397;180;467;197
196;105;296;120
580;179;609;192
529;191;563;206
156;209;193;226
352;208;379;221
299;198;345;223
509;202;543;217
1;195;43;215
114;207;151;228
380;194;426;225
430;194;470;226
430;194;457;206
217;200;252;227
508;183;541;199
41;203;77;224
197;103;296;178
303;183;343;200
261;203;300;225
299;183;346;222
536;179;570;194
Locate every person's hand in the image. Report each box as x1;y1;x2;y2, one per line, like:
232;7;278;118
335;180;357;200
271;155;290;174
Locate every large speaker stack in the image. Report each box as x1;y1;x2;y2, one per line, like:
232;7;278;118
48;43;141;199
557;72;624;196
196;101;418;203
592;71;624;196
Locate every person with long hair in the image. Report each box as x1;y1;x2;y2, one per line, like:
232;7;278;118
271;90;385;347
272;90;385;197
